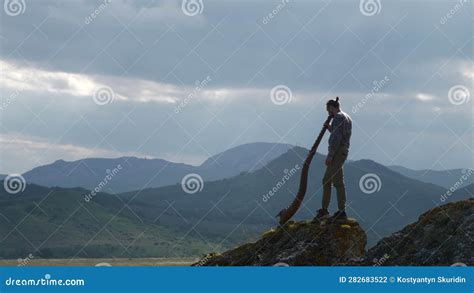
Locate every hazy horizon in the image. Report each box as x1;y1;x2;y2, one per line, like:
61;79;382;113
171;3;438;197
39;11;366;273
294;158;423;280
1;140;473;175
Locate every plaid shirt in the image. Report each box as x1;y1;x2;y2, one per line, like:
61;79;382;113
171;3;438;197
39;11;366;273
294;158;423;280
327;111;352;159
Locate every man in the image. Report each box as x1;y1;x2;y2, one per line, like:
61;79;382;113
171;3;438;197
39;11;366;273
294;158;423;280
316;97;352;220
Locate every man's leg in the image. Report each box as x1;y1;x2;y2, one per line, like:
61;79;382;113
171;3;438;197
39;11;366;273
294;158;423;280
332;150;348;211
322;165;335;210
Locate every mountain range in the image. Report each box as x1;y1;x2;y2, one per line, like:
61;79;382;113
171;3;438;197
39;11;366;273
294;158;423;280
19;142;471;194
22;142;293;193
388;165;473;188
1;143;472;259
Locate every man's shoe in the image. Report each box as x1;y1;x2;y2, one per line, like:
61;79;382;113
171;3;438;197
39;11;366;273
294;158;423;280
332;210;347;221
315;208;330;220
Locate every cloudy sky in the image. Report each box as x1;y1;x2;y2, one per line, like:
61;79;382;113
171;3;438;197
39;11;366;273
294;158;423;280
0;0;472;174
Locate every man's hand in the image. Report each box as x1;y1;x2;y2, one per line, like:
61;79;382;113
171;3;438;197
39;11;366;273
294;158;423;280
325;157;332;166
324;122;332;131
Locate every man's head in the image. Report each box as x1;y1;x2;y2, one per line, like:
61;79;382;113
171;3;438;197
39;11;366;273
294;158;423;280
326;97;340;116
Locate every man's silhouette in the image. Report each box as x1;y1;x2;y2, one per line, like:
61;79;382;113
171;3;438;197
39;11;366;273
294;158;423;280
316;97;352;220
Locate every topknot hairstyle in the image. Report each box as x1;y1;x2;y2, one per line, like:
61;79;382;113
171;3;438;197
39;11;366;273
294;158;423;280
326;96;340;108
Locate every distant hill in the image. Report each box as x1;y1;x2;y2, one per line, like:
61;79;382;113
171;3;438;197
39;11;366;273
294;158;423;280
200;142;293;175
0;183;224;259
22;157;195;194
22;142;294;193
120;147;471;247
388;165;473;188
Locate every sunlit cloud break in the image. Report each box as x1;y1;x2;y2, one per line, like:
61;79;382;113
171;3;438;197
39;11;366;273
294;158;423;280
416;93;436;102
0;59;319;106
0;59;184;104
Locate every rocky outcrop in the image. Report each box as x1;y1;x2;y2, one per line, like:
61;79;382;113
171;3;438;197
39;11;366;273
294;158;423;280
194;199;473;266
196;218;366;266
366;198;473;266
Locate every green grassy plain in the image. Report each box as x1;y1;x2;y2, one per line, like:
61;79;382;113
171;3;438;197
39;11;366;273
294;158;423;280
0;257;199;266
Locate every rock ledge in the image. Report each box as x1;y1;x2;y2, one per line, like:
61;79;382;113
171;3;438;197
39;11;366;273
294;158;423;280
196;218;367;266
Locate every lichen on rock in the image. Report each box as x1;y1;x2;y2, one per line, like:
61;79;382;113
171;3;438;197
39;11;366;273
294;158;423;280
195;218;367;266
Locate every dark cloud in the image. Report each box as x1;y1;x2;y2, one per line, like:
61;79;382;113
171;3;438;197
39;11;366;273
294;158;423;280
0;0;472;173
